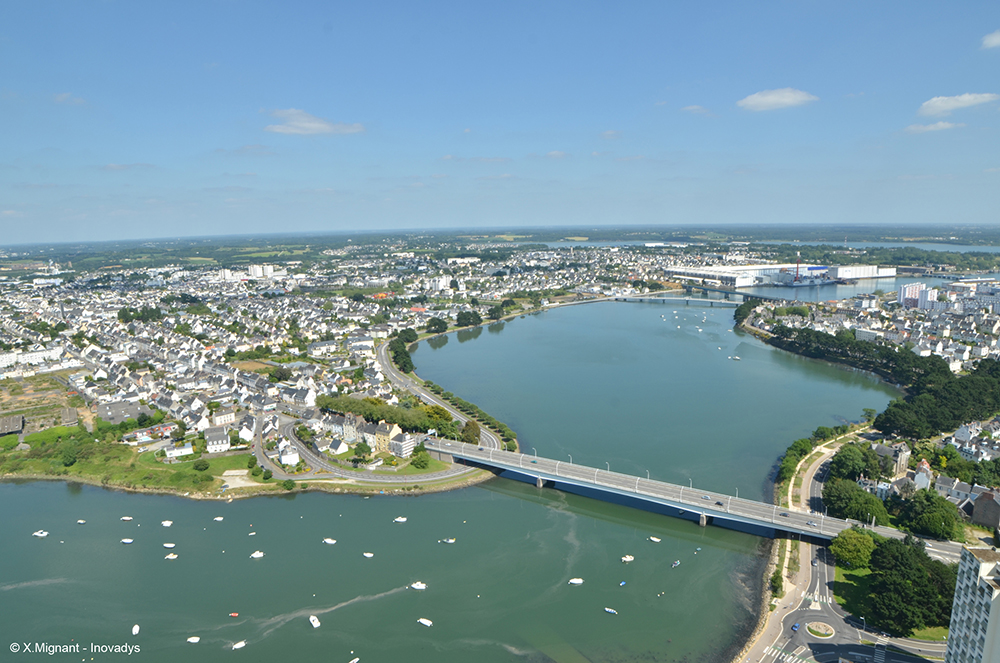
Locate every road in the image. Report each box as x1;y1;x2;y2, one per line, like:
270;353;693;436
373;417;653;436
376;340;503;451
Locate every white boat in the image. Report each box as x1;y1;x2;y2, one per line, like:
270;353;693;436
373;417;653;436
186;637;200;644
568;578;584;585
410;581;427;590
393;516;407;523
441;538;456;544
132;624;140;636
165;553;178;560
248;532;256;536
363;552;374;558
32;530;49;538
648;536;661;543
309;615;321;628
161;520;172;527
163;543;175;549
213;516;224;522
732;356;740;361
77;519;86;525
621;555;634;563
672;560;680;568
322;538;337;545
232;640;246;650
417;618;433;627
348;659;359;663
121;516;133;521
121;538;134;544
604;607;618;615
250;550;265;559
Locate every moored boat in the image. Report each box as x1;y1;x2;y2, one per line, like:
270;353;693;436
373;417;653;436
672;560;680;568
322;538;337;545
417;618;433;627
568;578;584;585
213;516;224;522
165;553;178;560
249;550;264;559
161;520;172;527
121;516;133;521
410;581;427;590
648;536;661;543
621;555;634;563
77;519;86;525
186;637;200;643
440;538;456;544
393;516;407;523
309;615;320;628
163;543;175;549
604;607;618;615
121;538;133;544
32;530;49;538
232;640;246;650
363;552;374;558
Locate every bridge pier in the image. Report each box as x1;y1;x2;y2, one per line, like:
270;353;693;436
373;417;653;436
536;476;544;489
699;513;707;527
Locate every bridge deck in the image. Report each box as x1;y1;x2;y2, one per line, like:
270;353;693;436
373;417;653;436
426;440;914;544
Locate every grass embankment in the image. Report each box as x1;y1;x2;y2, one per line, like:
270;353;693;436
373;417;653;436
834;564;948;641
0;425;266;493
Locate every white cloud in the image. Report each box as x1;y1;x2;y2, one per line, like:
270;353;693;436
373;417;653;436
918;93;998;116
102;163;156;171
54;92;85;105
983;30;1000;49
264;109;364;135
905;121;965;133
681;105;710;114
601;130;621;140
736;88;818;111
545;151;567;159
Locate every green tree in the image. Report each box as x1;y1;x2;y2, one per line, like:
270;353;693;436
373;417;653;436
270;366;293;383
247;455;258;469
822;478;890;525
410;452;430;469
830;527;876;569
193;459;210;472
828;445;869;481
460;420;481;444
282;479;295;490
862;408;877;422
398;328;418;344
487;305;504;320
456;311;482;327
262;469;273;481
896;489;962;540
426;317;448;334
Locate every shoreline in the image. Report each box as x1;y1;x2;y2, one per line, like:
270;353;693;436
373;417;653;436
0;466;498;500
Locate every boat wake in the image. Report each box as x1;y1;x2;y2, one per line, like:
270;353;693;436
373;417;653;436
0;578;70;592
253;586;409;640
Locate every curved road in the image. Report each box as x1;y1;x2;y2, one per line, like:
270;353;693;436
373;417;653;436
376;339;504;451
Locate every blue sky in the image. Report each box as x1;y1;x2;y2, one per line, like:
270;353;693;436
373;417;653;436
2;1;999;244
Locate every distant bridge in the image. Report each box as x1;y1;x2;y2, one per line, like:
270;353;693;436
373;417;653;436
613;296;738;308
424;440;949;550
679;284;786;303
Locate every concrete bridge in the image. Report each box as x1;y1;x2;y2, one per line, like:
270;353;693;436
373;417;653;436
612;296;739;308
425;440;962;557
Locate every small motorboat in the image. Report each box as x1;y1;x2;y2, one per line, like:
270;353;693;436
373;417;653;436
619;581;626;586
417;618;433;627
732;356;741;361
672;560;680;568
322;538;337;545
621;555;634;563
121;538;134;544
121;516;133;521
393;516;407;523
248;532;256;536
213;517;224;522
132;624;140;636
410;581;427;590
77;519;86;525
32;530;49;538
309;615;321;628
165;553;178;560
229;613;239;618
604;607;618;615
648;536;661;543
161;520;172;527
250;551;265;559
163;543;175;549
568;578;584;585
232;640;246;650
440;538;456;544
186;637;200;643
363;552;374;558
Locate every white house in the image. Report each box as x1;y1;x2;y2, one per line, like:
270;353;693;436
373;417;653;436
165;442;194;459
205;427;231;454
277;440;300;466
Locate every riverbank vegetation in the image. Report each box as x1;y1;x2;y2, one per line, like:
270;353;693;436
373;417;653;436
421;380;518;451
315;394;461;440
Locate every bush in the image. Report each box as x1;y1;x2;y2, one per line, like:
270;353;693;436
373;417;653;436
247;455;258;469
192;459;210;472
281;479;295;490
262;469;272;481
251;465;263;477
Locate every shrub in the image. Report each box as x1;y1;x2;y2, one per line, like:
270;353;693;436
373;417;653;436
192;459;210;472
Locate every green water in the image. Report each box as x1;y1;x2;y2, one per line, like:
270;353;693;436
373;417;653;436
0;302;900;662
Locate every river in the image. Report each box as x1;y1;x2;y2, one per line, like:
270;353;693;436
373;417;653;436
1;302;901;663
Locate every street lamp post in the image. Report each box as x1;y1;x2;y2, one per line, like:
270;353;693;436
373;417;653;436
646;469;650;480
605;462;610;472
568;454;572;464
532;447;537;457
689;478;693;488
